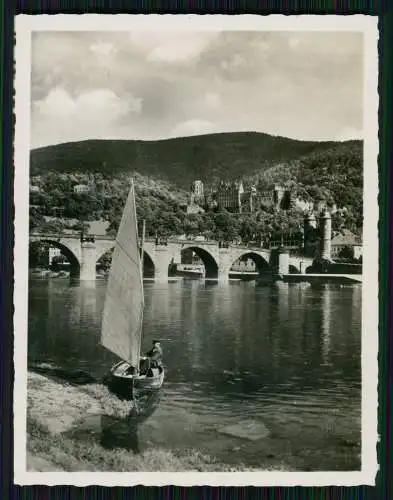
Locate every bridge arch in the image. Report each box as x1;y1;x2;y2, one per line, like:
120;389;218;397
96;247;114;271
289;264;300;274
96;245;115;265
96;245;156;278
29;239;80;277
180;245;219;279
229;251;271;275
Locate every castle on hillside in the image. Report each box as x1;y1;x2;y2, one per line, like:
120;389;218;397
188;179;297;214
190;180;204;204
216;180;244;212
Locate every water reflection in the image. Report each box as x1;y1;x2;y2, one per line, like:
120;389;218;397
28;280;361;391
28;278;361;470
100;390;162;453
69;281;97;326
28;280;50;364
321;286;332;362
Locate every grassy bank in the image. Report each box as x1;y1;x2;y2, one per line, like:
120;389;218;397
27;419;235;472
27;372;286;472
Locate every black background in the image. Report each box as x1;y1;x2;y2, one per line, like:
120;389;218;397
2;1;391;499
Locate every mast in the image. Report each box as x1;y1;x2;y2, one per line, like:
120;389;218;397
140;219;146;281
132;178;144;374
130;178;144;296
137;202;145;376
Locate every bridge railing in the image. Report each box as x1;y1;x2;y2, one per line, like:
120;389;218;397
29;232;305;254
30;232;81;239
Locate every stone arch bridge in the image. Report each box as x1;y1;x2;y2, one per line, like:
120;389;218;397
29;233;313;282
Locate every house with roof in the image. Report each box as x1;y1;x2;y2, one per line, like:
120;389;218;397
331;229;362;260
73;184;90;194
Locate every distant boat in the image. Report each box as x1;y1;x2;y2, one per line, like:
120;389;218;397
101;179;165;400
176;263;205;278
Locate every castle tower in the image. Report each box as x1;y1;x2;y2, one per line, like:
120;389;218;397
191;180;204;197
190;180;204;206
237;181;244;213
303;212;317;252
249;185;257;213
273;185;285;209
320;210;332;261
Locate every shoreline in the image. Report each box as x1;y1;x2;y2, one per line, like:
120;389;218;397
26;371;287;472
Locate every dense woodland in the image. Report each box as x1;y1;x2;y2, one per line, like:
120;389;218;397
29;132;363;244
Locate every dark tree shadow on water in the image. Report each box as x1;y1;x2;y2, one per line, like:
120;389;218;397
100;390;162;453
29;361;163;454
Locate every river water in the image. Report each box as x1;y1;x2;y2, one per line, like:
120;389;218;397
28;278;361;471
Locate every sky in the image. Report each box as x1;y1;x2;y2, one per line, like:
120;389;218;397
31;30;364;149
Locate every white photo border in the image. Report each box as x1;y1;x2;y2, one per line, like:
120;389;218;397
13;14;379;486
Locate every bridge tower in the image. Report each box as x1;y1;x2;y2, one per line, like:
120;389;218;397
320;210;332;261
303;212;317;253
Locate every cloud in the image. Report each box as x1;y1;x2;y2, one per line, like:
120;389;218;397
30;30;364;147
35;88;77;118
128;32;218;63
90;41;116;57
80;89;141;116
221;53;245;71
288;37;300;50
170;119;217;138
205;92;221;108
35;87;140;122
32;87;142;147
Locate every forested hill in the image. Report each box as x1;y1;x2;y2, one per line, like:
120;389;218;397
30;132;357;188
29;132;364;239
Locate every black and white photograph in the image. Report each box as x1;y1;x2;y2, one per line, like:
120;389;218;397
14;15;378;486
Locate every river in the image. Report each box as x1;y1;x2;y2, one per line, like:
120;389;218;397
28;278;361;471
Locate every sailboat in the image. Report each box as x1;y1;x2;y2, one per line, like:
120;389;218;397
101;178;165;400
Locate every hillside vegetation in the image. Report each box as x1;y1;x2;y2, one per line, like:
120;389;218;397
29;132;363;241
30;132;343;187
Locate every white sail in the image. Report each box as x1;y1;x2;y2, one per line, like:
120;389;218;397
101;179;144;368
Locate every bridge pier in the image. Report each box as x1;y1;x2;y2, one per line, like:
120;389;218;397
216;253;232;282
277;249;290;275
217;271;229;283
153;250;170;282
80;242;97;281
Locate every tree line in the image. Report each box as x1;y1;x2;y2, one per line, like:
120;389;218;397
29;142;363;245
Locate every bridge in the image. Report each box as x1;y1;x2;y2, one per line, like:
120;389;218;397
29;233;314;282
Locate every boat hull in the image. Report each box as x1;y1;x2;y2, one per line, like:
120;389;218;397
104;358;165;400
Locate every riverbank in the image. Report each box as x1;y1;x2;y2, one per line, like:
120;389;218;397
26;372;287;472
281;273;362;284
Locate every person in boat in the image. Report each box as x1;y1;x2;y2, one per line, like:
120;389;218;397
144;340;163;375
